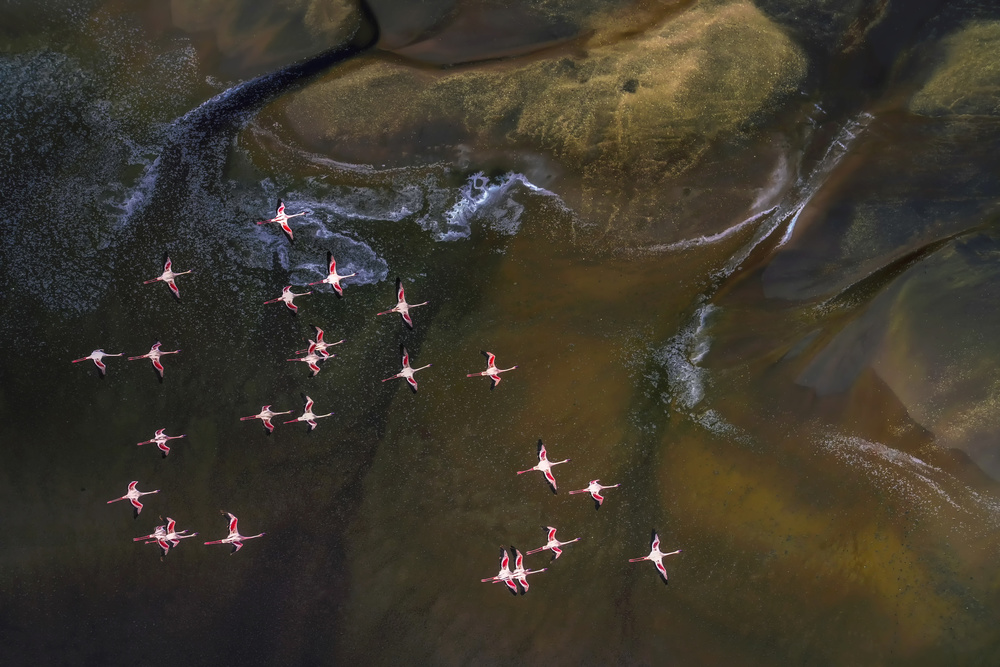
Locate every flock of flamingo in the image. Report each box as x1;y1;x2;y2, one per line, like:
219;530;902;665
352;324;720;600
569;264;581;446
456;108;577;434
77;199;681;585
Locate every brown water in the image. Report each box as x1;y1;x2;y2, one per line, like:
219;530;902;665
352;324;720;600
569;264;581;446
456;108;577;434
3;0;1000;665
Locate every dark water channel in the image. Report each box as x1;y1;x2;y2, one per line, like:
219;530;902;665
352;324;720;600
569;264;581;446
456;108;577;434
3;0;1000;664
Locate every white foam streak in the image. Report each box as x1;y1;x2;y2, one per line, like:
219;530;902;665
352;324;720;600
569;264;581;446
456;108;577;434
716;112;874;279
430;171;568;241
645;207;777;254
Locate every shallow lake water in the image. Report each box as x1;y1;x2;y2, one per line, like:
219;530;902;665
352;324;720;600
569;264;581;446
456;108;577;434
3;0;1000;664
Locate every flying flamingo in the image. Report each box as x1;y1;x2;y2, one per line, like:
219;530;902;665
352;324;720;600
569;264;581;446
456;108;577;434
526;526;581;560
71;349;123;376
517;440;570;493
294;325;344;358
135;517;197;555
127;342;180;378
257;199;307;241
240;405;293;434
136;428;186;457
265;285;311;313
510;546;546;594
287;341;325;376
204;512;264;554
136;428;187;458
133;522;167;547
629;531;681;584
568;479;620;509
107;480;159;515
466;351;517;389
308;252;357;297
284;395;332;431
143;256;192;299
382;345;431;392
376;277;428;329
481;547;519;596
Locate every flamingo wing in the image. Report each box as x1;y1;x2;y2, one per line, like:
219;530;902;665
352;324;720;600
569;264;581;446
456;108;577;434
304;397;314;412
164;257;172;272
543;469;558;491
654;559;669;582
276;200;285;216
227;514;239;534
395;277;405;302
401;310;414;329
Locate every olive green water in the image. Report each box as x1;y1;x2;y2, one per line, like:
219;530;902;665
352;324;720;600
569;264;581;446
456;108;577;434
3;0;1000;664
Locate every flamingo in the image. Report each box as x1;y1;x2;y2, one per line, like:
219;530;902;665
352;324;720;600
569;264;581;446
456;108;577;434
526;526;581;560
568;479;620;509
629;531;681;584
127;342;180;378
376;277;427;329
136;428;186;457
294;325;344;358
143;256;192;299
284;395;332;431
308;252;357;297
133;522;167;546
265;285;311;313
382;345;431;392
256;199;306;241
510;546;546;594
136;517;197;555
71;349;123;376
240;405;293;434
517;440;570;493
287;341;326;376
466;351;517;389
203;512;264;554
107;480;159;515
481;547;519;596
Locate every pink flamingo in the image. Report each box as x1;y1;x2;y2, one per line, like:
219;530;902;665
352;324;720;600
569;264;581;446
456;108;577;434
382;345;431;392
127;342;180;378
71;349;123;376
481;547;519;596
143;256;192;299
308;251;356;297
629;531;681;584
376;277;427;329
107;480;159;515
287;341;325;376
136;428;186;457
240;405;293;433
135;517;197;555
203;512;264;554
466;351;517;389
510;546;546;594
294;325;344;358
133;522;167;546
526;526;581;560
257;199;306;241
568;479;620;509
284;395;332;431
265;285;311;313
517;440;570;493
